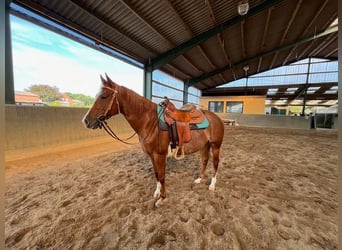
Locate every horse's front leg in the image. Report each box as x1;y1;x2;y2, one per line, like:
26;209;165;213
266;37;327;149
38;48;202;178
150;153;167;207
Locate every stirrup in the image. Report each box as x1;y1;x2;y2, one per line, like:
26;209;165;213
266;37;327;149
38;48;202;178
172;146;185;160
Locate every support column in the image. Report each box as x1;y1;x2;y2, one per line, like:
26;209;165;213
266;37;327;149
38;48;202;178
144;63;152;100
0;1;6;249
5;0;15;104
301;85;308;116
301;58;311;116
183;82;189;105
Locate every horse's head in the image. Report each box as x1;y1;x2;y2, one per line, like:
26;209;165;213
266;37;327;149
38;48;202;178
82;74;121;129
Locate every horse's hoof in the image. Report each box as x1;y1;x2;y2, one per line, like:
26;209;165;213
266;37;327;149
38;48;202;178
209;185;216;191
209;176;216;191
155;197;166;208
194;177;202;184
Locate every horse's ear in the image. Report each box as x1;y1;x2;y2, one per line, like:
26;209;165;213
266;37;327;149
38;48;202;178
104;73;116;87
100;74;113;88
100;74;106;85
105;73;112;83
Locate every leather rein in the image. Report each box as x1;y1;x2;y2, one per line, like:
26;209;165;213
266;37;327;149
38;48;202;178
97;86;137;145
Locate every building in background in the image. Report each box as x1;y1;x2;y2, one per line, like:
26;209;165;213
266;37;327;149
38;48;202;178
15;91;44;106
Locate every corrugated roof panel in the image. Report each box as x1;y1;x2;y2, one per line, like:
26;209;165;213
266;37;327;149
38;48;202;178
198;36;229;70
170;56;197;77
112;3;172;53
11;0;338;100
244;12;268;57
209;0;238;24
221;25;244;63
212;0;265;24
171;0;213;35
136;0;190;45
182;47;210;73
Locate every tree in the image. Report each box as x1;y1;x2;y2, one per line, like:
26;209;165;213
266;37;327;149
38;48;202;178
65;92;95;106
25;84;60;102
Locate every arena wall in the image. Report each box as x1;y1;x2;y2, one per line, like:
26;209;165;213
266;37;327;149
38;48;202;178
5;105;318;158
218;113;311;129
5;105;134;157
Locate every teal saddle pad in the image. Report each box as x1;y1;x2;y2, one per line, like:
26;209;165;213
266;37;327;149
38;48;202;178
157;105;209;130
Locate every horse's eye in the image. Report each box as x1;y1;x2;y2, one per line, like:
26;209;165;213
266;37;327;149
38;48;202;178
101;95;107;100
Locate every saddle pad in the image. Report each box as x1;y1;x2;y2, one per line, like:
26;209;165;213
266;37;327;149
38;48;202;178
157;105;209;130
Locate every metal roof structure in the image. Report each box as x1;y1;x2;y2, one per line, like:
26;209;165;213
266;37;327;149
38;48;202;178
11;0;338;105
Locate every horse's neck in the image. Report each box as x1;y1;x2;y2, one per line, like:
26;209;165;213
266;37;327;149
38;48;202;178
117;87;157;136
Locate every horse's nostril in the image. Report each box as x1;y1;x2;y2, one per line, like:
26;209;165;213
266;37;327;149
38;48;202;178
98;115;106;121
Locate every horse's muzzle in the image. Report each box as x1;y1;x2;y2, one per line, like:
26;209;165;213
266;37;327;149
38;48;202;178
82;116;100;129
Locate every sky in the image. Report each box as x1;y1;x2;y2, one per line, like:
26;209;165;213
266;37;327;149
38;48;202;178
10;15;144;97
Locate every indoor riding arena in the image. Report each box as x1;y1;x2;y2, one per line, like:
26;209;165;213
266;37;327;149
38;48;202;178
4;1;338;250
5;111;338;249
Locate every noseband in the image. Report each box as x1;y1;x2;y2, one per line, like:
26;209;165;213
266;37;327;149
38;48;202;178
97;85;136;144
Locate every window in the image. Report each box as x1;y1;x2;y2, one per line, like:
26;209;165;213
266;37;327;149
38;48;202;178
226;102;243;113
271;107;286;115
151;70;200;108
208;101;224;113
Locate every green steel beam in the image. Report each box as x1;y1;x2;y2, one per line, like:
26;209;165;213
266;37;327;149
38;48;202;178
188;25;338;87
143;63;152;99
5;0;15;104
151;0;285;70
182;83;189;105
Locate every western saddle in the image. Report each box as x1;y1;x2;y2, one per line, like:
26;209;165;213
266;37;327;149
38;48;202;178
160;98;206;160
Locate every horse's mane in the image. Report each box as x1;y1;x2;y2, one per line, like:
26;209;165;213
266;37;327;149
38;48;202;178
120;85;157;111
101;74;157;113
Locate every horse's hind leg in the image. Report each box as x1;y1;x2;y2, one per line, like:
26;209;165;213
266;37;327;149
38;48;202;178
194;142;211;184
209;144;220;191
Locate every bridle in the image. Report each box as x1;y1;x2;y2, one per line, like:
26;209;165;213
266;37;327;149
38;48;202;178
97;85;137;144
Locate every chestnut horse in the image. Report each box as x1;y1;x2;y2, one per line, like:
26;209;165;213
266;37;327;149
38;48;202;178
82;75;224;207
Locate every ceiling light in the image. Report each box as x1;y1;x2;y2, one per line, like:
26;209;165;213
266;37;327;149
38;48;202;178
238;1;249;16
243;65;249;72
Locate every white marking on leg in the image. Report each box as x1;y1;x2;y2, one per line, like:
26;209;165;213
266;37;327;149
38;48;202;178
194;177;202;184
153;182;161;198
209;176;217;191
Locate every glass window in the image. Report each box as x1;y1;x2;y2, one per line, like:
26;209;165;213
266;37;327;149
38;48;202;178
153;70;183;90
216;58;337;90
188;95;199;105
309;72;338;83
188;86;200;105
152;82;183;101
208;101;224;113
226;102;243;113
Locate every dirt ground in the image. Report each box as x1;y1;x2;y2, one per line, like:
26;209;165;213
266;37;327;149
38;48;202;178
5;126;337;249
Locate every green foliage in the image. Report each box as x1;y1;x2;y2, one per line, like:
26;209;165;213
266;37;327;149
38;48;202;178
289;106;302;115
25;84;60;102
48;100;63;107
24;84;94;107
65;92;94;106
